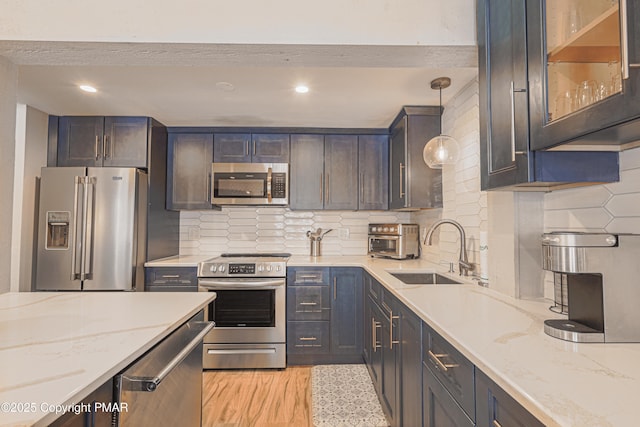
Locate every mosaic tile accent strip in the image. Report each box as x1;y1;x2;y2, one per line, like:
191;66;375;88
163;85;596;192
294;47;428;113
311;364;388;427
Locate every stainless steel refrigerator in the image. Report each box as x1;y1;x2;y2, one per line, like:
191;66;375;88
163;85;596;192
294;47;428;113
35;167;147;291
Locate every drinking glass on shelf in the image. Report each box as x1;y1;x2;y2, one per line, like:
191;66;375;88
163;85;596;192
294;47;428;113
563;7;582;39
577;80;597;109
611;74;622;94
555;90;576;118
596;81;610;102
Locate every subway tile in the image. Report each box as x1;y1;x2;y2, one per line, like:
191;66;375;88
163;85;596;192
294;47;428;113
605;193;640;217
619;146;640;171
256;229;285;237
545;186;611;210
606;217;640;233
604;168;640;195
545;208;612;230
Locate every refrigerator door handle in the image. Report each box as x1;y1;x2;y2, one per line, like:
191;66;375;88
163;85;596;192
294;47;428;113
82;177;97;280
71;176;83;280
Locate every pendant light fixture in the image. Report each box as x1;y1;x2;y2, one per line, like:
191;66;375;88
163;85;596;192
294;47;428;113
423;77;460;169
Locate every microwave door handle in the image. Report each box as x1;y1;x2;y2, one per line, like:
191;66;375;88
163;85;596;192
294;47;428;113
267;167;273;203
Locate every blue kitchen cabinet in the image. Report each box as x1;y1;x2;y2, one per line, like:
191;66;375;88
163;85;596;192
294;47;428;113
167;132;214;210
57;116;151;168
289;134;325;210
423;364;474;427
286;267;363;364
358;134;389;210
527;0;640;151
476;369;544;427
400;305;423;427
477;0;620;190
213;133;289;163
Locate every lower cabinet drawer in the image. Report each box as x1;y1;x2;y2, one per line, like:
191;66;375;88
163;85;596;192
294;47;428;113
423;323;475;421
287;321;330;354
145;267;197;286
423;363;474;427
287;285;331;321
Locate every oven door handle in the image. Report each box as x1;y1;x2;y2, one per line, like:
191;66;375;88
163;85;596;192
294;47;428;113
198;278;285;289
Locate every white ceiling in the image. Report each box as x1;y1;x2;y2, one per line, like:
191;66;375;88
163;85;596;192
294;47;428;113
3;42;479;128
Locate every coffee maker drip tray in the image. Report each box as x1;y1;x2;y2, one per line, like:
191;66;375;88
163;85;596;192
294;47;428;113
544;319;604;343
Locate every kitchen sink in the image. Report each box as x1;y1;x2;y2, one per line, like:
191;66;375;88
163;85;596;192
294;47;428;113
389;272;462;285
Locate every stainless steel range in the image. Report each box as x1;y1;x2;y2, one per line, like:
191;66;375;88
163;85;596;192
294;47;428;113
197;253;289;369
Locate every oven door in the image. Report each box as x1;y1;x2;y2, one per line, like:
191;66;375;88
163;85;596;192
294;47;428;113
198;278;286;344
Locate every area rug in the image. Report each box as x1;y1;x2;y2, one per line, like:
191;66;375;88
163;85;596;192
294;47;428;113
311;364;389;427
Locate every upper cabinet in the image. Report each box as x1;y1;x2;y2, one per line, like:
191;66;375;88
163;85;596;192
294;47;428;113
57;116;150;168
528;0;640;150
167;133;214;210
477;0;620;190
289;134;358;210
389;107;442;210
358;135;389;210
213;133;290;163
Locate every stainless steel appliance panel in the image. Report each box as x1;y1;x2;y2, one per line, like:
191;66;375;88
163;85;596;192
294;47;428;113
84;168;143;291
211;162;289;205
116;318;213;426
36;167;86;291
203;343;286;369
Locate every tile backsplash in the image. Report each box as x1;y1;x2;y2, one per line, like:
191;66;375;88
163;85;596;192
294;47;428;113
179;208;410;256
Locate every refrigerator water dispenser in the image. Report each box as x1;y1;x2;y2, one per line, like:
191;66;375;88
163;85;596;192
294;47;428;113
45;211;70;250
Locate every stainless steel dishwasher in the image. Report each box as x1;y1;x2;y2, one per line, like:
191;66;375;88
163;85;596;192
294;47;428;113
115;312;214;426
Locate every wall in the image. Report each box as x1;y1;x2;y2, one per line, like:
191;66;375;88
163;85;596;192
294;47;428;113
10;105;48;292
0;0;475;46
180;208;409;256
0;56;17;293
412;78;488;276
542;147;640;299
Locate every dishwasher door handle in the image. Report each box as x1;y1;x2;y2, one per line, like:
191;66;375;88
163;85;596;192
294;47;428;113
121;321;214;392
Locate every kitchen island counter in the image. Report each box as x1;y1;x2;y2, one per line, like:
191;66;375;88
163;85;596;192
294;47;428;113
0;291;214;427
289;255;640;427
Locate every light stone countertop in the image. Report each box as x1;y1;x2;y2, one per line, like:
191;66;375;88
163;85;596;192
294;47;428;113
144;254;213;267
288;255;640;427
0;292;215;427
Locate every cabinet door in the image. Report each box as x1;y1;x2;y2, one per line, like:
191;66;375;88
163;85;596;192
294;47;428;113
251;134;290;163
57;116;104;167
213;133;252;163
358;135;389;210
528;0;640;150
476;369;544;427
380;300;400;426
102;117;149;167
400;306;423;427
287;321;331;354
289;134;324;210
477;0;531;190
330;268;363;355
167;133;214;210
324;135;358;210
389;117;407;209
423;365;474;427
367;297;384;395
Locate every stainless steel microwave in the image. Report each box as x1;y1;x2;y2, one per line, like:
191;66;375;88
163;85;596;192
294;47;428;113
211;163;288;205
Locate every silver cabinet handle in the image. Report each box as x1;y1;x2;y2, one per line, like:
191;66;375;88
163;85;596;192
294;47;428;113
245;140;249;156
333;277;337;300
103;135;109;159
399;163;405;198
509;81;527;162
372;318;382;352
299;302;318;306
325;173;330;202
122;322;213;392
492;421;503;427
319;173;323;202
206;172;211;203
95;135;100;160
253;140;256;155
161;275;180;278
428;350;459;372
299;337;317;341
389;312;400;349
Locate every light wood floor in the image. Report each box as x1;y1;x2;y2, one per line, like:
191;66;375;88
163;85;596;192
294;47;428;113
202;366;313;427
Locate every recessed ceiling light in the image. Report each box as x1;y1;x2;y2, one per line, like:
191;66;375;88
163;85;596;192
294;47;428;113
295;85;309;94
216;82;235;92
79;85;97;93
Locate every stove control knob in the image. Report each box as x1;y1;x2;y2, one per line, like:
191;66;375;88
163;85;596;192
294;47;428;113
383;226;389;232
219;265;226;273
258;265;265;272
275;265;281;272
210;265;217;273
266;265;273;272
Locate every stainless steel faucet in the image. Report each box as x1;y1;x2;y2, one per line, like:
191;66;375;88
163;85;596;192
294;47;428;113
424;219;474;276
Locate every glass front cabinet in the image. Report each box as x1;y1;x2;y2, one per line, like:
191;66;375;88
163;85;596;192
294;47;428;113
528;0;640;150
